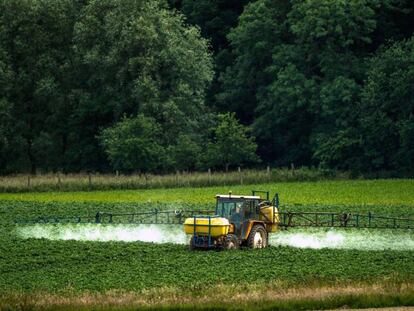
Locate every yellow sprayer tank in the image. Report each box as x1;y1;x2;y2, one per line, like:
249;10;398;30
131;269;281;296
259;205;279;232
184;216;229;237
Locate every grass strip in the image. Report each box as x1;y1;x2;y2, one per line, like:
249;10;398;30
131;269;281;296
0;168;346;193
1;282;413;310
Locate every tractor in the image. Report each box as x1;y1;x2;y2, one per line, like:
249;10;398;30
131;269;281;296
184;190;279;249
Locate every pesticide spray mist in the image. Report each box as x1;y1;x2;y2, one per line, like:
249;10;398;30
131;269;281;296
17;224;414;251
269;228;414;251
17;224;189;244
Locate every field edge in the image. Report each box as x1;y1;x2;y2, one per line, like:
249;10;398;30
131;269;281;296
1;281;414;311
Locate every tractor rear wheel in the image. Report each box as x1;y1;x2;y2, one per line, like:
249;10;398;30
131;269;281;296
247;225;268;249
223;234;239;250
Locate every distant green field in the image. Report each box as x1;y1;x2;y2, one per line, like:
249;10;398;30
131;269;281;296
0;179;413;207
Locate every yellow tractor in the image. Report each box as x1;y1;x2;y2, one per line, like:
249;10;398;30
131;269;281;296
184;190;279;249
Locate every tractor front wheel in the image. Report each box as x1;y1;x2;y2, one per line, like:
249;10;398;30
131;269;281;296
223;234;239;250
247;225;268;249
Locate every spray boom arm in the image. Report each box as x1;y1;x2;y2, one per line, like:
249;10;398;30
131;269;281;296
16;209;414;230
279;211;414;230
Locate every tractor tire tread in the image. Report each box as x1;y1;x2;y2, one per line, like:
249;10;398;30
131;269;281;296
247;224;268;249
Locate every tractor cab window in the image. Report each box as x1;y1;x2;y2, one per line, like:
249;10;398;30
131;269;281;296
240;199;260;219
234;202;243;214
216;199;261;219
216;199;244;218
244;200;256;218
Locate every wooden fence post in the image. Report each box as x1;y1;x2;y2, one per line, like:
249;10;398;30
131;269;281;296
208;168;211;185
88;173;92;188
238;167;243;185
27;175;31;188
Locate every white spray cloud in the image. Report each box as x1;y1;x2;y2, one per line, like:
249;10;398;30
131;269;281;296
269;228;414;251
16;225;414;251
17;224;188;244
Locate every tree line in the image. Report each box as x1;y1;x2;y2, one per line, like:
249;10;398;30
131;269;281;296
1;0;413;175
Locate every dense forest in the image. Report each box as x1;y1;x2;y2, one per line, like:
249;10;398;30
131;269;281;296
0;0;413;175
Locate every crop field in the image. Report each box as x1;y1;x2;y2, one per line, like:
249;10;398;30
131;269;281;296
1;179;414;207
1;179;414;310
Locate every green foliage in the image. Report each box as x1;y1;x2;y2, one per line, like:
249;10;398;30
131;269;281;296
288;0;377;58
313;130;363;171
69;0;213;172
1;0;414;175
99;115;164;173
0;99;13;170
178;0;252;109
0;0;213;173
218;0;414;172
167;134;202;171
180;0;250;53
254;64;317;165
218;0;290;123
0;0;78;173
205;113;259;171
222;0;379;166
314;35;414;173
359;36;414;173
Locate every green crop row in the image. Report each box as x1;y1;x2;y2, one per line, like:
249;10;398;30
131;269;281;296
1;230;414;293
1;179;414;207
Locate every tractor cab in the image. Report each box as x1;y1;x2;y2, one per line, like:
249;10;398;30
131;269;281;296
216;194;261;218
215;191;277;239
215;194;260;237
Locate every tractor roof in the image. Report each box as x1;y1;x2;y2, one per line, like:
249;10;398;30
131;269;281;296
216;195;261;200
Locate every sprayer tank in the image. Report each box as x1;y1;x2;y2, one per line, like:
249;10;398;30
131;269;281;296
184;217;230;237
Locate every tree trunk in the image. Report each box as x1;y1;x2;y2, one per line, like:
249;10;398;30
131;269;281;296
225;163;229;173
